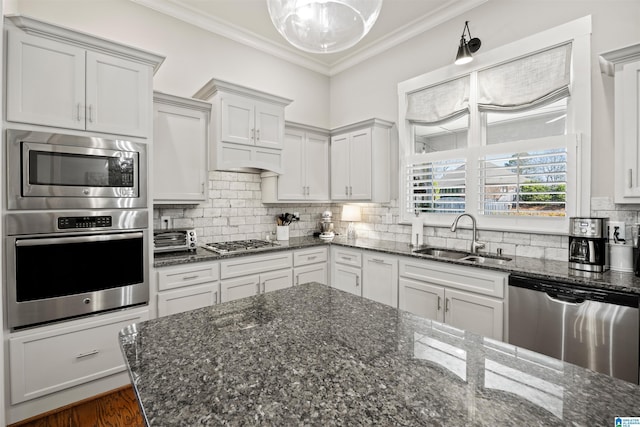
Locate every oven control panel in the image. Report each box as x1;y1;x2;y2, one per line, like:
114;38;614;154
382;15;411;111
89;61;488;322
58;216;113;229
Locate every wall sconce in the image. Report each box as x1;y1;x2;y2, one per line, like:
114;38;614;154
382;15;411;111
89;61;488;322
341;205;361;240
455;21;481;65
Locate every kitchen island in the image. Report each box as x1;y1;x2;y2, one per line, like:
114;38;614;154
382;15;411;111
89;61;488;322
120;283;640;426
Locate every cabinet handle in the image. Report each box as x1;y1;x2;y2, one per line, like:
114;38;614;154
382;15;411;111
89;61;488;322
356;276;360;287
76;103;82;121
76;349;99;359
349;186;353;196
306;186;310;195
256;282;261;294
88;105;93;123
629;169;633;189
437;296;442;311
182;275;199;280
445;298;450;312
307;256;317;260
371;258;385;263
341;256;352;261
296;275;299;285
262;281;266;293
345;186;349;196
256;129;260;141
251;128;255;142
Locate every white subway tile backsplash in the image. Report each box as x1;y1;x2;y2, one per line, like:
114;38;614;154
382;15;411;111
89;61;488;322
155;176;638;261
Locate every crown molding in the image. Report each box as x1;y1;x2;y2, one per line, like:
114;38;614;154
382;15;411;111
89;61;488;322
131;0;487;77
328;0;488;75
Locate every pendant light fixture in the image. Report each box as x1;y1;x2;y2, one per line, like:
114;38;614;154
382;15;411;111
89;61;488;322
266;0;384;54
455;21;481;65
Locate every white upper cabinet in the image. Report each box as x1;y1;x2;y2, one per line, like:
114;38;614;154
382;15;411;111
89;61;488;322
263;123;330;202
193;78;292;173
5;15;163;138
153;92;211;203
330;118;396;203
600;43;640;203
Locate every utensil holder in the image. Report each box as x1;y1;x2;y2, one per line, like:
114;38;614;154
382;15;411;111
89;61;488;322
276;226;289;241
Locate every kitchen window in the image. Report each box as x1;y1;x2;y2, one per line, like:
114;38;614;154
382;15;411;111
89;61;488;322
399;17;591;234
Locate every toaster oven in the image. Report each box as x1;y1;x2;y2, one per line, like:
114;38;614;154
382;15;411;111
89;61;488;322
153;229;197;253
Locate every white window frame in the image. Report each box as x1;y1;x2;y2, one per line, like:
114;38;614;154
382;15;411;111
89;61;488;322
397;16;592;234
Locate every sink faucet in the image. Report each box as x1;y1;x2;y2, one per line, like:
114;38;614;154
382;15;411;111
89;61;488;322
450;213;485;254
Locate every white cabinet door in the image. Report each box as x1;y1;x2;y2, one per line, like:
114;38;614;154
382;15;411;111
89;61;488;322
153;95;210;203
255;101;284;149
305;132;330;200
261;269;293;293
348;128;372;200
294;263;327;286
444;288;504;341
86;51;150;137
6;29;85;130
619;60;640;200
221;274;260;303
221;93;255;146
363;253;398;307
399;277;444;322
278;129;305;200
330;134;351;200
158;283;219;317
333;264;362;296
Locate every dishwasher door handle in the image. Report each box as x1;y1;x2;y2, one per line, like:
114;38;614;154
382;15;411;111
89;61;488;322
545;291;586;304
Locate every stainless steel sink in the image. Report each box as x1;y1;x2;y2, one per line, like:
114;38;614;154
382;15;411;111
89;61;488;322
460;254;512;265
412;247;471;260
413;247;512;264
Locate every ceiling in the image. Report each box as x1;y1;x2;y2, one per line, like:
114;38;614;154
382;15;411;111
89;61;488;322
131;0;488;75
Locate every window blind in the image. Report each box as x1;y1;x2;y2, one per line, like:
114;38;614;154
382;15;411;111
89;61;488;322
478;147;567;217
406;76;470;125
407;159;466;214
477;43;572;112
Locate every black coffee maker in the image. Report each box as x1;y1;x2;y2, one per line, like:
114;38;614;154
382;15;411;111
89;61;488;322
568;217;608;272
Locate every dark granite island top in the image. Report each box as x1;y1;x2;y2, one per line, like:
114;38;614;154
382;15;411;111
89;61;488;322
120;283;640;426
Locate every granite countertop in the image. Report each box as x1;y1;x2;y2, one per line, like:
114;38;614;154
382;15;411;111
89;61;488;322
154;236;640;295
120;282;640;426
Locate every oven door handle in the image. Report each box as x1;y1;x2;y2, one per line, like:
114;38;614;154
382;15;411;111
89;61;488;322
15;232;143;247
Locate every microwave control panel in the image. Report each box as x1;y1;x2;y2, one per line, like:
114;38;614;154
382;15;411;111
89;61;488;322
58;216;113;229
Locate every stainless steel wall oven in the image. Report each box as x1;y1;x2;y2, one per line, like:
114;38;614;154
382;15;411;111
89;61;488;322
6;129;147;210
5;210;149;330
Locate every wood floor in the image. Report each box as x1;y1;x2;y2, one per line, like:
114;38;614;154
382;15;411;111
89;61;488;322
9;386;145;427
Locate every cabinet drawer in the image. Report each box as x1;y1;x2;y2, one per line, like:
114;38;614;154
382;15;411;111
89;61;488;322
333;248;362;268
158;283;219;317
399;258;506;298
157;262;219;291
294;247;328;266
9;309;148;404
221;252;292;279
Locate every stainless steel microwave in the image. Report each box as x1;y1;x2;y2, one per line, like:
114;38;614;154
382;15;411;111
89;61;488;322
7;129;147;210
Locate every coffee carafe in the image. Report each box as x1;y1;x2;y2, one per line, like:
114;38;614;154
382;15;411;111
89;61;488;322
319;210;335;241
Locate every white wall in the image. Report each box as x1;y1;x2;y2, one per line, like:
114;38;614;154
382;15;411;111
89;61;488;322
329;0;640;199
4;0;331;128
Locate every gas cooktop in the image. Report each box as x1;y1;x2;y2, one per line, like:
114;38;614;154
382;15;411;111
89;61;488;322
202;239;280;255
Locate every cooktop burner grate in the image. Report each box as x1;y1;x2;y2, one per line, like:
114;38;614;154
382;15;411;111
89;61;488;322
202;239;280;254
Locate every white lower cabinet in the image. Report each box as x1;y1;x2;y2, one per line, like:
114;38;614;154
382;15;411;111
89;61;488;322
331;247;363;296
9;308;149;404
363;253;398;307
399;258;507;341
294;247;328;285
220;252;293;302
156;262;220;317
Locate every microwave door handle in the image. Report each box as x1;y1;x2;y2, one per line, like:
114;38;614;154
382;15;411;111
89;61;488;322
15;232;143;247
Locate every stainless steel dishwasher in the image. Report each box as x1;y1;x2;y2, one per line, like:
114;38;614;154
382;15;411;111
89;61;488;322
509;275;639;384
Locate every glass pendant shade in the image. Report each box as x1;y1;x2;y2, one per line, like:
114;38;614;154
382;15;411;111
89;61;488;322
267;0;383;54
